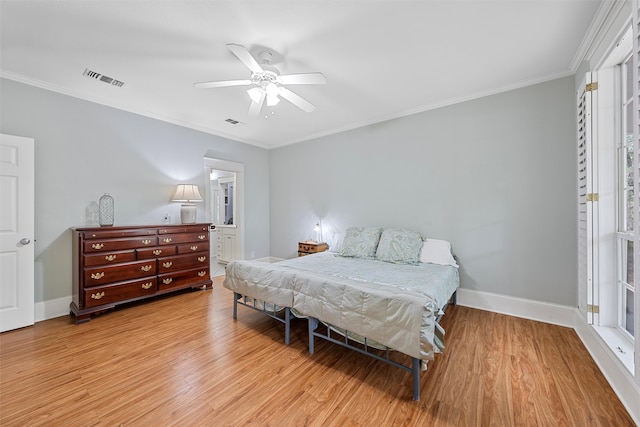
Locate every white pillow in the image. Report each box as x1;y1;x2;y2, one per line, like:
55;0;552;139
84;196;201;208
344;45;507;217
328;231;345;253
419;239;458;267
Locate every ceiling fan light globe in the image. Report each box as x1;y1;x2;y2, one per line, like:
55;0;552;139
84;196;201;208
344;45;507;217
266;93;280;107
247;87;264;104
265;82;279;96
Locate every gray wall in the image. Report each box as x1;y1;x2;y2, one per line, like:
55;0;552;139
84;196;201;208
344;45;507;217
270;76;577;306
0;78;270;302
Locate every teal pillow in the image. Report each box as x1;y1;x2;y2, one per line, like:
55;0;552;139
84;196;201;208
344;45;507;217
339;227;382;258
375;228;423;264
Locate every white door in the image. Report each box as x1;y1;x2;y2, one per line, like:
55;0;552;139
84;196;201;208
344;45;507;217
0;134;35;332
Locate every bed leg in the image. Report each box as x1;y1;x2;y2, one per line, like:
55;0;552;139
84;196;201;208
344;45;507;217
452;290;457;306
233;293;240;319
412;358;420;401
308;317;319;354
284;307;291;345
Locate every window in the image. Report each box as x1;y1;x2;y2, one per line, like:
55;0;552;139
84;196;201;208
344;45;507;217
619;56;635;339
580;26;637;376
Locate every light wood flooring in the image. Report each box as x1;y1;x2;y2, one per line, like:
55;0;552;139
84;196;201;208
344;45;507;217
0;276;635;426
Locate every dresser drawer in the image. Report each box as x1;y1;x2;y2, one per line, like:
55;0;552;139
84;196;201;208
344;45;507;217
83;277;157;308
158;253;209;273
158;225;209;234
177;242;208;254
136;246;177;259
158;232;208;246
84;260;157;286
158;267;210;291
82;228;157;240
84;250;136;267
84;236;158;253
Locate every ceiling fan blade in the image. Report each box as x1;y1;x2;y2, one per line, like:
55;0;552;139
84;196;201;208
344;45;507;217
248;92;265;116
278;72;327;85
194;79;252;89
227;43;264;74
279;87;316;112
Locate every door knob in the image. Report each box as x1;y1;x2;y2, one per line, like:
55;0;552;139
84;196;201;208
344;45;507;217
19;238;31;245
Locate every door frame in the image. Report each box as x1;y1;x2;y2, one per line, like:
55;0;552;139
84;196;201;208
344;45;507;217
203;157;244;261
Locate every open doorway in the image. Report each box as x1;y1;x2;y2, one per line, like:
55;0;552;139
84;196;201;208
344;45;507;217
204;157;244;277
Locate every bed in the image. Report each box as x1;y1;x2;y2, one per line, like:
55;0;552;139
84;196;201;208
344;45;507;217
223;227;459;400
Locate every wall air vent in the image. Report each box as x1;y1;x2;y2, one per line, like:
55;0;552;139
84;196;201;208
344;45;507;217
83;68;125;87
225;118;240;125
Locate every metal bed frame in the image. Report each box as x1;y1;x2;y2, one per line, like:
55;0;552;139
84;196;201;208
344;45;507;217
232;290;456;400
233;292;292;345
307;291;456;401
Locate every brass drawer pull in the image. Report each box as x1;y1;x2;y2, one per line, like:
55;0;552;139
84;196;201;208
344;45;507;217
141;265;153;272
90;272;105;280
198;271;207;277
91;291;105;300
162;261;173;268
141;282;153;290
198;235;206;240
105;254;117;261
163;238;172;243
190;245;198;251
162;278;173;285
197;256;206;262
92;243;104;250
141;239;152;245
153;249;162;256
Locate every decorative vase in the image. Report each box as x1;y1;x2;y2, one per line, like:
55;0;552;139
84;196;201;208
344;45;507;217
99;193;114;227
85;201;99;226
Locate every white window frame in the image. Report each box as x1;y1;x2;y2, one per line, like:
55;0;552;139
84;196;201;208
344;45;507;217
616;55;635;342
583;23;637;376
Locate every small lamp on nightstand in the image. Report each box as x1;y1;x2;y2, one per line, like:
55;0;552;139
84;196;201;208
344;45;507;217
172;184;203;224
314;222;322;243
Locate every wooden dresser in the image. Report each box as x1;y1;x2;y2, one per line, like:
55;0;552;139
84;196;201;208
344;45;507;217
70;223;212;323
298;241;329;257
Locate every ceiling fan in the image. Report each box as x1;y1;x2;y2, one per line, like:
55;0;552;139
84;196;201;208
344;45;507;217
194;43;327;116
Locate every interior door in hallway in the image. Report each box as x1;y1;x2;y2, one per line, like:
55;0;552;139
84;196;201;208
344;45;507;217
0;134;35;332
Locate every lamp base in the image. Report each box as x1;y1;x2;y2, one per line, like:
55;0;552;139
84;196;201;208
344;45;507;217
180;203;197;224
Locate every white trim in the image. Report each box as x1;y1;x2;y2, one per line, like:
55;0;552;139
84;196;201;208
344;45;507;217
570;0;621;72
0;70;271;150
204;157;245;263
584;1;633;70
592;325;634;373
35;296;71;323
456;288;575;327
575;316;640;425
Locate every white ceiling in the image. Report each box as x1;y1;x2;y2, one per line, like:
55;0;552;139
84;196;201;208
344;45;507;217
1;0;608;149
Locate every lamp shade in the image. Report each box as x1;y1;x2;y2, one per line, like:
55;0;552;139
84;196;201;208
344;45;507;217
172;184;202;203
172;184;202;224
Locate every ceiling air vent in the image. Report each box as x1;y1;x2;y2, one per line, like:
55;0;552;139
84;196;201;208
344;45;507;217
83;68;125;87
225;118;240;125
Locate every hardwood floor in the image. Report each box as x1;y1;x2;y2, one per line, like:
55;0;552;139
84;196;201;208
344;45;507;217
0;276;634;426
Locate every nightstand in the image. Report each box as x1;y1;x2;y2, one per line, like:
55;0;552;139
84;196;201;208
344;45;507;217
298;241;329;257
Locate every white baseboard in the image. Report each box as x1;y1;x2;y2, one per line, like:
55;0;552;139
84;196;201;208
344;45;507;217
573;314;640;426
456;288;575;327
35;296;71;322
457;287;639;426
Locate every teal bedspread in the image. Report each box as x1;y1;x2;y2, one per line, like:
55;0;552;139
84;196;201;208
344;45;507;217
223;252;459;361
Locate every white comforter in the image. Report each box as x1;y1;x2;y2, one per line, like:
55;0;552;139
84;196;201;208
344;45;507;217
223;252;459;361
